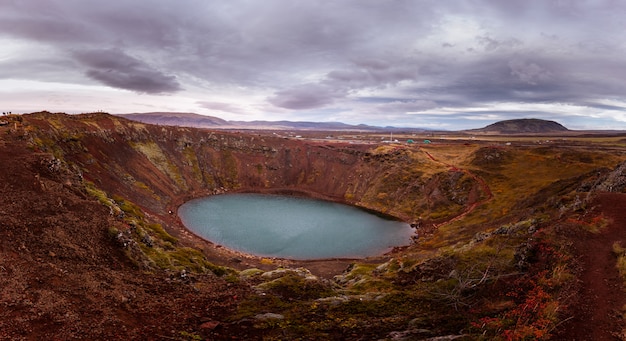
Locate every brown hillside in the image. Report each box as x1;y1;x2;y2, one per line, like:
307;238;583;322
122;112;229;128
1;111;626;340
474;118;569;134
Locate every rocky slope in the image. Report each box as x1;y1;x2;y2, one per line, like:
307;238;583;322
0;112;485;339
2;111;626;340
0;115;251;340
24;112;483;226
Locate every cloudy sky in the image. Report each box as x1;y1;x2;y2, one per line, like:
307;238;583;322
1;0;625;130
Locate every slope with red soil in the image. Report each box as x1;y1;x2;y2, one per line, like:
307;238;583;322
2;112;625;339
557;193;626;340
0;135;252;340
0;112;487;339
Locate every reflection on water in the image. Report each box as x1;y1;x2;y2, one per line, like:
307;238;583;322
178;193;413;260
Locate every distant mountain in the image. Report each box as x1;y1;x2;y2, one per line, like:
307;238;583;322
471;118;569;134
119;112;423;132
122;112;228;128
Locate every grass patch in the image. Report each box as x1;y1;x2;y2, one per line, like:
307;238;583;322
428;146;622;247
233;296;290;326
257;273;335;300
84;182;224;276
131;141;186;189
146;223;178;244
85;181;114;207
112;195;144;218
140;245;229;276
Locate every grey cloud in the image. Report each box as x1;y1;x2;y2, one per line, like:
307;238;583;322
508;59;552;85
328;58;419;88
478;0;626;20
268;84;347;110
0;56;82;82
269;57;421;111
73;49;180;94
197;101;246;115
0;16;92;43
372;100;438;114
476;36;522;52
391;57;561;113
583;102;626;111
0;2;93;43
0;0;197;47
577;39;616;54
2;0;626;129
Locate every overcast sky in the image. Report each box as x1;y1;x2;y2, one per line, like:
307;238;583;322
1;0;625;130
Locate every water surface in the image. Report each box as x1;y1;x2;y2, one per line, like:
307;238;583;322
178;193;413;260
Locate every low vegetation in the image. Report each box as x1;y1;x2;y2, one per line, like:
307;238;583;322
3;111;626;340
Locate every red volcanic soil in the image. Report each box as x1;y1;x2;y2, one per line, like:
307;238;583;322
557;193;626;340
2;112;625;339
0;135;251;340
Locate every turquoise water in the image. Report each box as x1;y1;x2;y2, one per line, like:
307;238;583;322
178;193;413;260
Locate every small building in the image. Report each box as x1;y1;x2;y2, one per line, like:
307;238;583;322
406;139;414;144
423;139;431;144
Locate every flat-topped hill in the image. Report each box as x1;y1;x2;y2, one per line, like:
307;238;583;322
472;118;569;134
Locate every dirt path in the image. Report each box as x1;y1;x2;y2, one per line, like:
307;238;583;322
557;193;626;340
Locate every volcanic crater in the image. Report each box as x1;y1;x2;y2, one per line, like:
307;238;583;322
2;112;626;340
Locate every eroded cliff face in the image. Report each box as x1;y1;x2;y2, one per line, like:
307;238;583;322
24;112;484;225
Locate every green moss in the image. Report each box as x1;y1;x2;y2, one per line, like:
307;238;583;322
351;278;393;292
138;244;229;276
336;263;399;293
169;247;209;271
84;182;127;218
220;150;239;187
345;263;377;279
178;331;202;341
112;195;144;218
182;146;203;183
131;141;187;189
107;226;120;239
257;273;334;300
240;268;265;277
146;223;178;244
84;187;228;275
330;291;425;319
85;182;112;206
140;245;171;268
235;294;290;321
